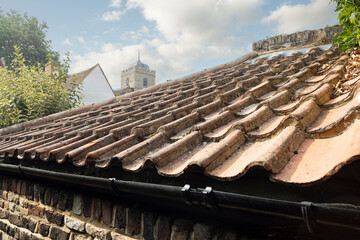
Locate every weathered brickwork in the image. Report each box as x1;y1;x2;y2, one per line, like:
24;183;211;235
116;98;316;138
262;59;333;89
0;175;245;240
252;25;342;53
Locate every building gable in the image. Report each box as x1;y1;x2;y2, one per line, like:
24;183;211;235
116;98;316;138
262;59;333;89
67;64;115;105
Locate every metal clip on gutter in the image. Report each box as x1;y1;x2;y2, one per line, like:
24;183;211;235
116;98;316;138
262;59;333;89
201;186;217;209
109;178;123;196
18;164;24;175
301;201;317;234
181;185;217;209
181;184;192;205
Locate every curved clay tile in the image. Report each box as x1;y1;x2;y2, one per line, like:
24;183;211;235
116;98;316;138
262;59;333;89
2;46;360;185
307;88;360;133
206;126;305;180
158;129;245;177
273;119;360;184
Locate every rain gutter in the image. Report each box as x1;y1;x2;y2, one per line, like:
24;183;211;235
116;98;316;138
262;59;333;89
0;163;359;235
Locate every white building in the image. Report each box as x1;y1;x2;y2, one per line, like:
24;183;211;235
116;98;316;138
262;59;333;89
66;64;115;105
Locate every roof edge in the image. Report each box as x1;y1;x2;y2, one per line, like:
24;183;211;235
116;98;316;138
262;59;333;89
118;52;258;99
0;97;118;136
96;64;115;95
1;162;360;235
68;64;98;83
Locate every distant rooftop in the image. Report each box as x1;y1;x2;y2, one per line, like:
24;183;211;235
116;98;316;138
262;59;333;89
127;59;150;70
125;51;151;71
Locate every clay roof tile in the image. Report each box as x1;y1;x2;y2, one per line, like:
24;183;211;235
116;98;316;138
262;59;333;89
2;46;360;185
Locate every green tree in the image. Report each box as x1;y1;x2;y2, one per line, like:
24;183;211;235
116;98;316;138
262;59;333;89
0;46;83;128
0;9;59;67
332;0;360;51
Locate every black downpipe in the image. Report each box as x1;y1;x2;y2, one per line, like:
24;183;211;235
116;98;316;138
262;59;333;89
0;163;360;234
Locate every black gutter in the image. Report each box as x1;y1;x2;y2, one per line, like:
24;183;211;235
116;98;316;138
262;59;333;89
1;163;360;235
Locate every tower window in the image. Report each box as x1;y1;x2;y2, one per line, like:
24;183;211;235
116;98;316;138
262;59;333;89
143;78;148;88
126;78;130;88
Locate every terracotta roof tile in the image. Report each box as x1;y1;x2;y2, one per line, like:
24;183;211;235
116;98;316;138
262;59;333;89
273;119;360;184
207;126;305;180
2;46;360;184
248;115;287;138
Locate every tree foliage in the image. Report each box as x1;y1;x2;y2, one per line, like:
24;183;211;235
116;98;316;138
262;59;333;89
332;0;360;51
0;9;59;67
0;46;83;128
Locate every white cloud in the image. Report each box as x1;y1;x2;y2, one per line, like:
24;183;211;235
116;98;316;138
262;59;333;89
73;0;265;89
71;41;185;89
127;0;263;44
109;0;121;8
61;38;73;46
124;0;263;72
76;36;86;44
103;28;115;35
262;0;338;34
101;10;125;21
120;26;151;42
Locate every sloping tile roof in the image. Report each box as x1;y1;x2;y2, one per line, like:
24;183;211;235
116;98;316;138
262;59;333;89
0;46;358;185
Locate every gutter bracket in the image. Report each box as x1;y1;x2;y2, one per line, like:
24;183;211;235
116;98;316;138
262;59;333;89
109;178;124;196
181;184;192;205
18;163;24;176
301;201;317;234
202;186;217;209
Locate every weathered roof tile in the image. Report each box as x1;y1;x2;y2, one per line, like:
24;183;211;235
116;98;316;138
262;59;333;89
2;46;360;185
273;119;360;184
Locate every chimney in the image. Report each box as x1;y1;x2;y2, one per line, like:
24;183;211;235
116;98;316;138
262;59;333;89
45;61;59;75
0;57;5;67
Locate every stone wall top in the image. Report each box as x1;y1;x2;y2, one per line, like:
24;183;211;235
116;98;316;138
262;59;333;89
252;25;342;53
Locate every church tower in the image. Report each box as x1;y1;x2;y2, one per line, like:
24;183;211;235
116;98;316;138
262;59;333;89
121;52;156;90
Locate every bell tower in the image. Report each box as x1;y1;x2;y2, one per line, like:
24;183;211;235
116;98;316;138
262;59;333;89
121;51;156;90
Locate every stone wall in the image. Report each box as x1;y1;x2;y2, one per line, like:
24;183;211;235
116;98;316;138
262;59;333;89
113;88;134;97
252;25;342;53
0;174;258;240
121;66;156;90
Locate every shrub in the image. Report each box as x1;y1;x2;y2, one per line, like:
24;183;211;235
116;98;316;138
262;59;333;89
0;46;83;128
332;0;360;51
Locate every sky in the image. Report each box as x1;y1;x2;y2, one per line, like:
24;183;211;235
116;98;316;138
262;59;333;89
0;0;338;89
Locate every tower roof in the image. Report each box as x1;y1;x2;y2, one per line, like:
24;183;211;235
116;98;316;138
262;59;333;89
128;59;150;70
127;50;150;71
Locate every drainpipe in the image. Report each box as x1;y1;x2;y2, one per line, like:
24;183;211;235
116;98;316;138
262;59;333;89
0;163;359;235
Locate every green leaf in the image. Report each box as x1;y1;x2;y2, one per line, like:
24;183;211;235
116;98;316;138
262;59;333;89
332;0;360;51
0;47;83;127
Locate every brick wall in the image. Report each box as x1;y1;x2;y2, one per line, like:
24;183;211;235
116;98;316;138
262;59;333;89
0;174;251;240
252;25;342;53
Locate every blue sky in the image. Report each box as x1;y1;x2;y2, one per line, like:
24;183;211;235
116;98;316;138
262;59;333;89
0;0;338;89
